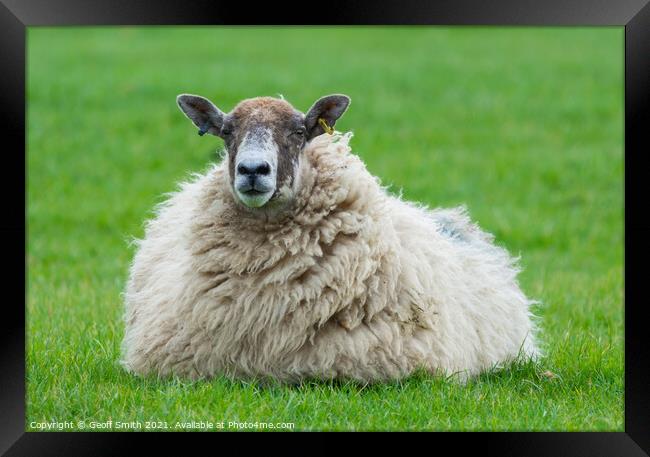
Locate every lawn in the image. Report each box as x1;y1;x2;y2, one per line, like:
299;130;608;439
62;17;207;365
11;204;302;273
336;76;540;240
27;26;623;431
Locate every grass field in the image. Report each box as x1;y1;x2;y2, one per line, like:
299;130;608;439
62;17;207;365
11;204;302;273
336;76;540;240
27;27;624;431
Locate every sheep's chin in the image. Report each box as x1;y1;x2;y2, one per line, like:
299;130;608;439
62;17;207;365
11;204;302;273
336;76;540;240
236;189;274;208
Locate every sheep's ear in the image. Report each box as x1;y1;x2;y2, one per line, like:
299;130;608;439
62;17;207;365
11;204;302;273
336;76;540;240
176;94;226;137
304;94;351;139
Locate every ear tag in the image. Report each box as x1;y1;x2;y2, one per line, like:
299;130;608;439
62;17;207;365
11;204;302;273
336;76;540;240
318;118;334;135
198;123;210;136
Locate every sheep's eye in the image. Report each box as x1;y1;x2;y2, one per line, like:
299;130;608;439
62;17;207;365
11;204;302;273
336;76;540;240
293;129;305;136
221;127;233;137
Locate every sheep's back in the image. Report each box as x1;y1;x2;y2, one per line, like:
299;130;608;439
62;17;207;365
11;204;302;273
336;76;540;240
386;197;538;377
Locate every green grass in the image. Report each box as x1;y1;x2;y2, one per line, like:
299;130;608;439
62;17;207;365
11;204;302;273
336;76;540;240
27;26;623;431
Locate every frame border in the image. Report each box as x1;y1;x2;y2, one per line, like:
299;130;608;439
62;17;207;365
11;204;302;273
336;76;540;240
3;0;648;454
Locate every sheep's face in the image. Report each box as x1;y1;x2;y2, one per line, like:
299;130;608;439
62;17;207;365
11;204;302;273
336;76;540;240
177;94;350;210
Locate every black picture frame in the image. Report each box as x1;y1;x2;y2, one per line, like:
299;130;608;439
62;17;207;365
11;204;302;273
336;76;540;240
2;0;648;454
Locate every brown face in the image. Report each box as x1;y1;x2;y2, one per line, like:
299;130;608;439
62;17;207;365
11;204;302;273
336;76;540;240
177;93;351;209
223;98;306;208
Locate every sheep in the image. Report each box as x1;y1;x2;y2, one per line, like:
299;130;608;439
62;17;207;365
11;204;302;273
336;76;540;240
120;93;540;383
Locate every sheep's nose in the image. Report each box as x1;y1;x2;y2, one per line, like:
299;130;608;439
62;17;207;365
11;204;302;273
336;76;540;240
237;161;271;177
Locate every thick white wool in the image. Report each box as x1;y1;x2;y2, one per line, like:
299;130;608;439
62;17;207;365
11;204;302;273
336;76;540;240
121;133;540;382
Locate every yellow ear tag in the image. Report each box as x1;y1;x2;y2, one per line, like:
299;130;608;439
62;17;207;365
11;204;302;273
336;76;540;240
318;118;334;135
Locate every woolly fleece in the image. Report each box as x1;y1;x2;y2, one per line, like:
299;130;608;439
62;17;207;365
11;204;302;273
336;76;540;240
121;132;539;382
